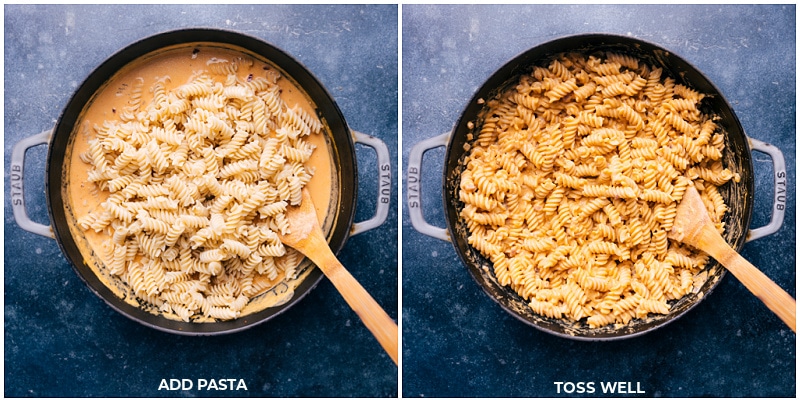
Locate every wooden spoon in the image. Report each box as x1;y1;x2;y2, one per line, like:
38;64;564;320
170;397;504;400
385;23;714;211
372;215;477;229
279;188;398;364
668;185;796;332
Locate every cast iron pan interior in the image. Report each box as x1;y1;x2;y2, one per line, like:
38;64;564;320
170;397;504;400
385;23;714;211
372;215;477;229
45;28;357;335
444;33;754;340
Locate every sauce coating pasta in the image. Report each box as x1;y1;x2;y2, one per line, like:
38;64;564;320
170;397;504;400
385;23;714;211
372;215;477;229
459;51;738;328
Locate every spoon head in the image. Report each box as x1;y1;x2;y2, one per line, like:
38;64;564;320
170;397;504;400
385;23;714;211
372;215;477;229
279;188;322;248
668;184;713;246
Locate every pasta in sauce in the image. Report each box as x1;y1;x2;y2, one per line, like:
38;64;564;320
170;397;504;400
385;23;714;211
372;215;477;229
69;45;332;322
459;51;738;328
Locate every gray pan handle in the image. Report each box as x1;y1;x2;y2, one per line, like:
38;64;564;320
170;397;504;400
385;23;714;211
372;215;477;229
350;130;391;236
746;137;787;242
10;129;56;239
407;131;451;242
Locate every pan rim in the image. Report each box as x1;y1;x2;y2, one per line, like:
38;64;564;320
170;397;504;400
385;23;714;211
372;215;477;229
44;27;358;335
442;32;754;341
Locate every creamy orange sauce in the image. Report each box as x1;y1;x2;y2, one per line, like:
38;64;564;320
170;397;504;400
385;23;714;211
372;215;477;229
62;43;336;321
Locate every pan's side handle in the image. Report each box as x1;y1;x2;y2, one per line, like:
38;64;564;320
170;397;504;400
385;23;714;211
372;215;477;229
407;131;451;242
350;131;391;236
10;129;56;239
746;137;787;242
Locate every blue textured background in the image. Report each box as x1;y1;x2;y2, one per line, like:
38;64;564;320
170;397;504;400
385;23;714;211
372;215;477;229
4;4;398;397
402;4;795;398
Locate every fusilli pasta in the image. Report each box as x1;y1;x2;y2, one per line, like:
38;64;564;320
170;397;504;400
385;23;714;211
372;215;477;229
459;51;739;329
76;51;324;322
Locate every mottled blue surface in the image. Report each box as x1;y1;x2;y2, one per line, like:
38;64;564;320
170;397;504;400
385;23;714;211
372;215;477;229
402;4;795;398
4;4;398;397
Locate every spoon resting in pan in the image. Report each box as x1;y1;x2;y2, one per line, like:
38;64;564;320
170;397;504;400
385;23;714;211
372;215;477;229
668;185;795;332
279;188;399;364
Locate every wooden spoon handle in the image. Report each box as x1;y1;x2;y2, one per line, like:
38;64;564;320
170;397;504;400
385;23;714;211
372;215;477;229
705;230;796;332
305;235;399;364
325;258;399;364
